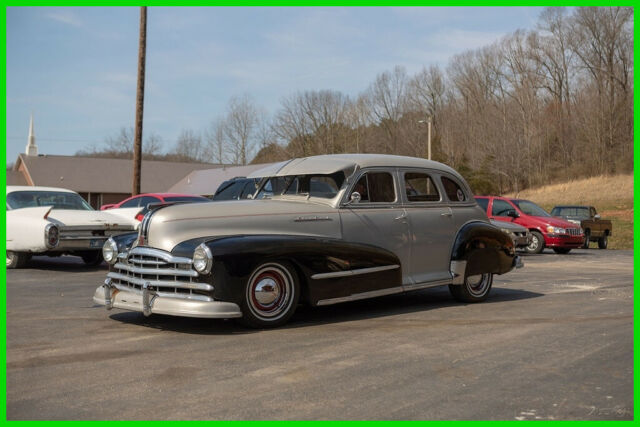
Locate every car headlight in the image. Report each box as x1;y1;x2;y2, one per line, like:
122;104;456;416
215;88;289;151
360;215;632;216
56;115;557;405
192;243;213;274
102;237;118;265
546;226;567;234
500;228;515;238
44;223;59;248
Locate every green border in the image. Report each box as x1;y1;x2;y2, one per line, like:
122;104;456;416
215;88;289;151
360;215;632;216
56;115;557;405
2;4;637;422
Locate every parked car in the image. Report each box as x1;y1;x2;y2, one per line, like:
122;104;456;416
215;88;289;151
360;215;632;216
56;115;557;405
490;220;532;250
6;186;137;268
550;205;612;249
475;196;584;255
212;177;261;200
100;193;209;210
93;154;522;328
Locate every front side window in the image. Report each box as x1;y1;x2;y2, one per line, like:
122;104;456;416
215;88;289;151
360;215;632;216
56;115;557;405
213;181;247;200
404;173;440;202
7;191;92;210
491;199;515;217
352;172;395;203
441;176;467;202
120;197;141;208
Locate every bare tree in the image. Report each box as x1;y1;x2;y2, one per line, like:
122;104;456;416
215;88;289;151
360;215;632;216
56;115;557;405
172;129;205;161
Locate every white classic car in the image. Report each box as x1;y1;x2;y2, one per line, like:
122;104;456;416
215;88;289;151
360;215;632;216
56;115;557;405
6;186;138;268
94;154;522;328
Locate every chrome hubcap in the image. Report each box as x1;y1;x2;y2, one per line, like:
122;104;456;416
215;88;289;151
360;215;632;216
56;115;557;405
466;273;491;297
528;236;539;251
247;264;293;320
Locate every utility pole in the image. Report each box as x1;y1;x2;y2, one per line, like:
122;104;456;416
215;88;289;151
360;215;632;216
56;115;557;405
132;6;147;196
418;115;432;160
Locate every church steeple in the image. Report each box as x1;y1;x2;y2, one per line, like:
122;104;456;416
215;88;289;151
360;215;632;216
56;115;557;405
25;113;38;156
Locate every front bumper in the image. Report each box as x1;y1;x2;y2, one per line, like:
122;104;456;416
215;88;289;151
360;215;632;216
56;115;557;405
93;281;242;319
545;234;585;248
513;234;532;248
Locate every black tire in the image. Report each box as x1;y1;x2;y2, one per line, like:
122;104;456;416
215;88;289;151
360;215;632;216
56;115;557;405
553;248;571;254
582;230;590;249
449;273;493;303
80;251;104;266
237;261;300;328
6;251;30;269
598;234;608;249
525;231;545;254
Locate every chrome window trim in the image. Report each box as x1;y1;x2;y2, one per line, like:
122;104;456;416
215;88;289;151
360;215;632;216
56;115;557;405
339;167;400;208
398;168;444;205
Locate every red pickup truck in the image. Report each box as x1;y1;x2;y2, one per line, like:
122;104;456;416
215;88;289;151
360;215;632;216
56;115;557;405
475;196;585;254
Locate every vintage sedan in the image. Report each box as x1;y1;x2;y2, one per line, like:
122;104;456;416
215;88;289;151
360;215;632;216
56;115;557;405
6;186;138;268
93;154;522;328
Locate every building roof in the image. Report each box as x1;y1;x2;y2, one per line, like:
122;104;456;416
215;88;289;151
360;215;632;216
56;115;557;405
6;170;28;186
168;163;277;195
248;154;458;178
14;154;223;194
6;185;76;194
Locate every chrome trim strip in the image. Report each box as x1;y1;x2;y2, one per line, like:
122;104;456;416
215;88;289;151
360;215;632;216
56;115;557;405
128;246;193;264
59;236;108;241
114;262;198;277
107;272;213;291
110;282;213;302
402;278;452;292
316;286;404;306
311;264;400;280
127;258;166;265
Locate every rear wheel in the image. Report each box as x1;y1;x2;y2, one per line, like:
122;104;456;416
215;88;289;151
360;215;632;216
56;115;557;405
449;273;493;303
525;231;545;254
553;248;571;254
6;251;30;269
598;234;608;249
582;230;590;249
238;261;300;328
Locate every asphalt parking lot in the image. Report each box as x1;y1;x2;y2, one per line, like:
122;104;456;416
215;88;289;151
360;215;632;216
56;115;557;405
6;249;633;420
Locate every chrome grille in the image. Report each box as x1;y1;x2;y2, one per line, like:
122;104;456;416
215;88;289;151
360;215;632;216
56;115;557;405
107;247;213;302
567;228;581;236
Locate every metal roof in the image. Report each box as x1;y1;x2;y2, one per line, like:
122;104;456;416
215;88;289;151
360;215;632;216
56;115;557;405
14;154;223;194
168;163;278;195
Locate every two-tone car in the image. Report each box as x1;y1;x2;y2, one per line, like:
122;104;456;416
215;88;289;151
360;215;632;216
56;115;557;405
6;186;138;268
93;154;522;328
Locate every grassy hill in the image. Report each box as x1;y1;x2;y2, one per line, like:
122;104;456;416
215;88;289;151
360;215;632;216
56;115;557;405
505;174;634;249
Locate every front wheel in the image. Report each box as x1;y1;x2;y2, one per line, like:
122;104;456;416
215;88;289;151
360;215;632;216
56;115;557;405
598;234;608;249
553;248;571;254
238;261;300;328
525;231;545;254
6;251;30;269
80;251;104;266
449;273;493;303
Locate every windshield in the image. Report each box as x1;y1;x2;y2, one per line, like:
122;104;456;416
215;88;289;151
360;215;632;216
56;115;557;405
255;172;345;200
550;207;589;218
512;199;550;217
7;191;93;210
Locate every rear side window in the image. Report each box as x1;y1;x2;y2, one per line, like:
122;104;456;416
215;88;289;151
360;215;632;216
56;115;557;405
404;173;440;202
213;181;246;200
353;172;395;203
441;177;467;202
475;197;489;213
120;197;141;208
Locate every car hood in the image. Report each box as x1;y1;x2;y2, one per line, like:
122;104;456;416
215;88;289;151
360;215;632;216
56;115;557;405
525;214;580;229
490;219;527;232
146;199;341;252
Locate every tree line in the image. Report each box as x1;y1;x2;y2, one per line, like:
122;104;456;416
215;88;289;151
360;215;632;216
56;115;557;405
78;7;633;194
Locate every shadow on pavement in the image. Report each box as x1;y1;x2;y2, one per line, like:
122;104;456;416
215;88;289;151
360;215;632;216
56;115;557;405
16;256;107;272
106;285;543;335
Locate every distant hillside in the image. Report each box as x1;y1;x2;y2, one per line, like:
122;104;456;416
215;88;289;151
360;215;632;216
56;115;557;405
506;174;633;249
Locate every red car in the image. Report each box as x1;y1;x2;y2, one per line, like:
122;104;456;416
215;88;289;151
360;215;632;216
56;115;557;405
475;196;584;254
100;193;209;211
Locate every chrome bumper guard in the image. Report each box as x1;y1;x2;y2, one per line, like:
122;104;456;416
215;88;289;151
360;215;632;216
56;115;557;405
94;278;242;319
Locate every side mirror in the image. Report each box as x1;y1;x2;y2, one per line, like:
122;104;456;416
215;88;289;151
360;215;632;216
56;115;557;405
594;214;600;220
348;191;361;205
507;209;519;218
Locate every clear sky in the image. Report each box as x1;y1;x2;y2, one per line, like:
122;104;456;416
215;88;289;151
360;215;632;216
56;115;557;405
6;6;544;164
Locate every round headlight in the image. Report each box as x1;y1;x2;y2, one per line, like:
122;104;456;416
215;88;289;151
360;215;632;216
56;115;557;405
45;223;59;248
192;243;213;274
102;237;118;265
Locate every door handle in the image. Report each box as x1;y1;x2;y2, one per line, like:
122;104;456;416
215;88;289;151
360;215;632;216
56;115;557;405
441;211;452;217
395;212;407;221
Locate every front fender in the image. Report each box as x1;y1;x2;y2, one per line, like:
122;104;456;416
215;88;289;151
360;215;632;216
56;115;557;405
451;221;516;280
172;235;402;306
